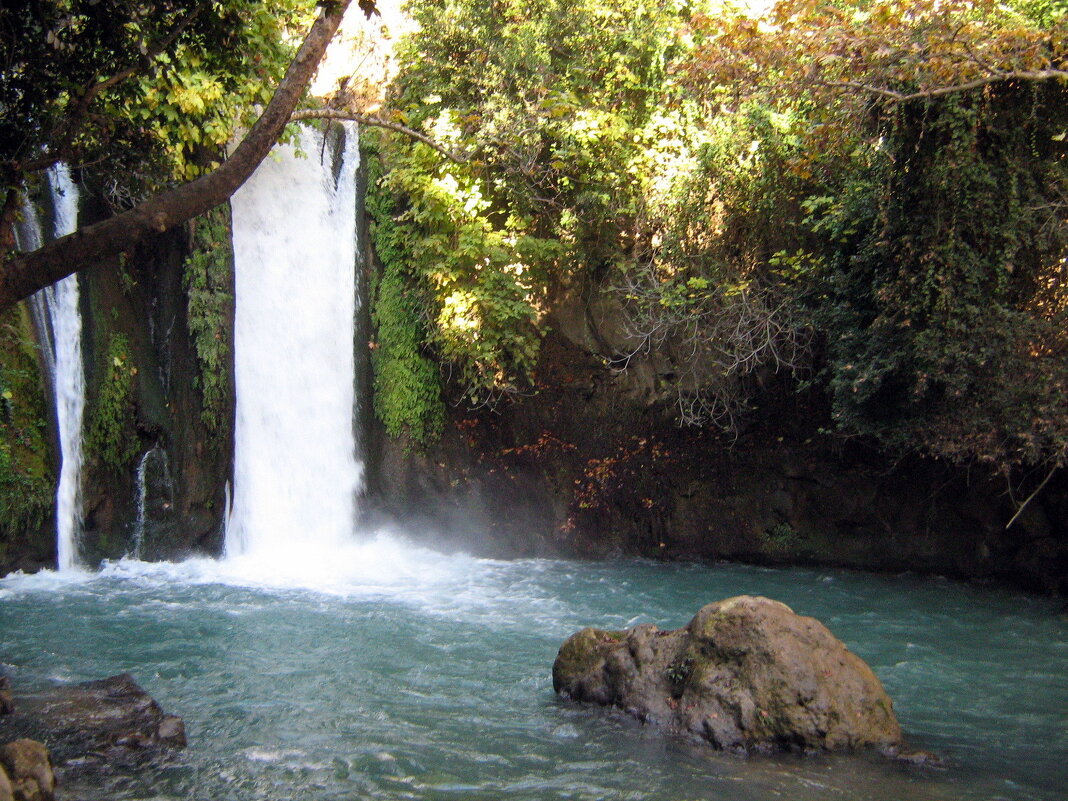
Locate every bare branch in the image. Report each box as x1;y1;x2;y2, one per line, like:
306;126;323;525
822;69;1068;103
611;262;812;431
290;108;468;162
1005;463;1060;530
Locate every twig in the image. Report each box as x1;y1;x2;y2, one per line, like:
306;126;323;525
1005;463;1059;530
822;69;1068;103
290;109;468;162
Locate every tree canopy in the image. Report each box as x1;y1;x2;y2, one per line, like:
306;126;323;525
0;0;366;309
689;0;1067;105
1;0;317;184
368;0;1067;474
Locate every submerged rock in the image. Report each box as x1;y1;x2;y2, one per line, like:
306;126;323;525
553;595;903;753
0;739;55;801
0;674;185;766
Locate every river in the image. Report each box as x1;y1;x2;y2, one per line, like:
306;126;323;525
1;543;1065;800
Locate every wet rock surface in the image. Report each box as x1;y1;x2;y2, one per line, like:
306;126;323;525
553;595;904;754
0;674;185;768
370;323;1068;597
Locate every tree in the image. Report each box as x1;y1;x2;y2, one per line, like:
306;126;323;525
683;0;1068;471
367;0;818;435
687;0;1067;107
366;0;720;428
0;0;370;312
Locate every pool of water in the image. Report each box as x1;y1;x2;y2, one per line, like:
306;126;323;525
1;534;1065;800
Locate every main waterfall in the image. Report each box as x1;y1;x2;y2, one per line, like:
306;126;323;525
225;125;363;567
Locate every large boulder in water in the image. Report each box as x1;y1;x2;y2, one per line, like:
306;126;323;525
553;595;903;753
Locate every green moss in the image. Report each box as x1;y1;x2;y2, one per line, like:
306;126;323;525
367;158;445;449
0;304;54;537
762;522;804;555
666;656;695;692
552;627;608;687
85;331;138;470
183;205;233;436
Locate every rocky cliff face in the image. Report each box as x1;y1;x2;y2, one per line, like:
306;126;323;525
366;282;1068;595
0;303;55;574
76;209;234;563
1;194;234;572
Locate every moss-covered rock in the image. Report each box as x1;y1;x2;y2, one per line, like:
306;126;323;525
0;303;55;573
553;595;904;754
78;211;234;564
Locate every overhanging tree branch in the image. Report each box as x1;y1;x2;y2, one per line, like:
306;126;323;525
291;108;467;162
0;0;353;312
1005;463;1060;530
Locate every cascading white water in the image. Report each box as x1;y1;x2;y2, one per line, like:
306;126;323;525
46;166;85;571
20;167;86;571
225;125;363;569
132;444;170;559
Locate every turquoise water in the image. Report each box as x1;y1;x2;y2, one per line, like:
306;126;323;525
1;542;1065;800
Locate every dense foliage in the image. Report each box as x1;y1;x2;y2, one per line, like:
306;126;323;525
810;88;1068;468
369;0;738;425
84;331;138;470
372;0;1067;473
680;0;1067;468
368;0;822;431
366;154;445;447
1;0;317;194
184;205;234;436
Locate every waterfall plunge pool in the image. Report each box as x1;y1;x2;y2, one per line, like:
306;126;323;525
1;540;1065;801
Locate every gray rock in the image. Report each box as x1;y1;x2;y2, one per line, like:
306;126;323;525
0;740;54;801
553;595;904;753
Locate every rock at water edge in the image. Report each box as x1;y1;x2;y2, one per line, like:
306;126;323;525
0;739;55;801
553;595;904;753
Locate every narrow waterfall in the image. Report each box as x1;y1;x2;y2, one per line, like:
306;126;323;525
20;167;85;571
225;124;363;565
131;444;171;560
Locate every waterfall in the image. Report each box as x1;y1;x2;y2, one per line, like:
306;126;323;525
131;444;172;560
19;167;85;571
224;124;363;565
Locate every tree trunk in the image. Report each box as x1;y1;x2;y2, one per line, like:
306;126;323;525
0;0;352;312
